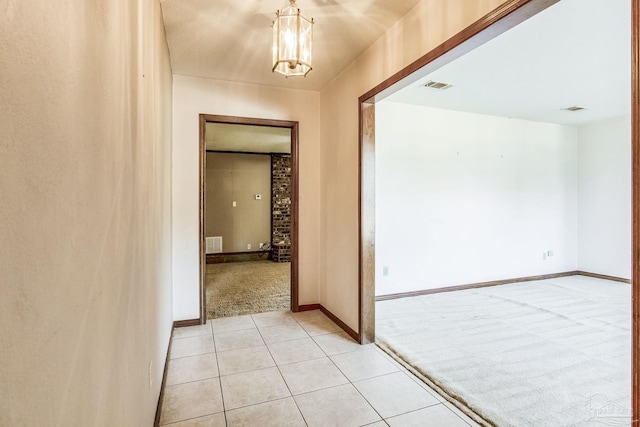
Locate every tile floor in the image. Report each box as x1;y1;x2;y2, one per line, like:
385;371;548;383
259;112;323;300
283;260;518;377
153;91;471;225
159;310;481;427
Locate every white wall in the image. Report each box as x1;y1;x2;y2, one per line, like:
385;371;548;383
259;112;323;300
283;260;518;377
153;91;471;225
0;0;173;425
172;76;320;320
375;102;578;295
319;0;506;332
577;117;632;278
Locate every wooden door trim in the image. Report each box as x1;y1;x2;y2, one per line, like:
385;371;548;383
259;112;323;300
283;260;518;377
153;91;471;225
199;114;300;323
359;0;639;423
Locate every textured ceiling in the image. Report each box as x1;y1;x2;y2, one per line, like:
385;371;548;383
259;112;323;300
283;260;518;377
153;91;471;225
386;0;631;126
160;0;423;91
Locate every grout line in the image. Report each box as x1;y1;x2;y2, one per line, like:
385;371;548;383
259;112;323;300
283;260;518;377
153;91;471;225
261;342;310;426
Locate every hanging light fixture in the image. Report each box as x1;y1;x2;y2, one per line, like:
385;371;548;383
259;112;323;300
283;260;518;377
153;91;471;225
272;0;314;77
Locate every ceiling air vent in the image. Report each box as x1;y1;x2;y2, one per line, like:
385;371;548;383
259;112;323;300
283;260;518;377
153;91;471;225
423;80;453;90
563;106;586;112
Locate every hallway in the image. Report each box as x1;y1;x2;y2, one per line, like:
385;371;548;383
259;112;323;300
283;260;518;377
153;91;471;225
159;310;479;426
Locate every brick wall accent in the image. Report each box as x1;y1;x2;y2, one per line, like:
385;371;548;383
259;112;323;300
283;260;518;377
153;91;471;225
271;154;292;261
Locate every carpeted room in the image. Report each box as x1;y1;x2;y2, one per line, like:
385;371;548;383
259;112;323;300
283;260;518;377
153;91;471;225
204;122;293;319
371;0;632;425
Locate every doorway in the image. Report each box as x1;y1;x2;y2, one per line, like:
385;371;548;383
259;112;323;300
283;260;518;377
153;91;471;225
359;0;639;423
199;115;300;321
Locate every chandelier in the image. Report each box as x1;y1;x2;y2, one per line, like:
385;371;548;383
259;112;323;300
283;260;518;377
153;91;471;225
272;0;314;77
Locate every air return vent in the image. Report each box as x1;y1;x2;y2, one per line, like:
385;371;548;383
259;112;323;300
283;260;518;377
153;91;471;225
206;236;223;254
563;106;586;112
423;80;453;90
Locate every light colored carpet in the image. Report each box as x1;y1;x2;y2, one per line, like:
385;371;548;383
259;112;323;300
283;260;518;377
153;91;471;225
376;275;631;427
206;261;290;319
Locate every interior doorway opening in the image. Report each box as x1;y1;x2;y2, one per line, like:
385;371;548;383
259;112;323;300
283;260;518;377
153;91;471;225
359;0;639;424
199;115;300;321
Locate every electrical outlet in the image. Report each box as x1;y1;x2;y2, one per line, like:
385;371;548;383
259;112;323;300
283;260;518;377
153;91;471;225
547;250;554;257
149;361;153;389
383;266;389;276
247;244;251;250
542;252;547;261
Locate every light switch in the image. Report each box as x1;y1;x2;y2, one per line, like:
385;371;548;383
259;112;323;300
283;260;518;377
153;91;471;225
232;201;237;207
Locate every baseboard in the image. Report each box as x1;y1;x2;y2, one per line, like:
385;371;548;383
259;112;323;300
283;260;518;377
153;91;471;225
297;303;321;312
173;318;202;328
206;251;271;264
154;330;173;427
376;271;579;301
577;270;631;284
318;305;360;342
296;303;359;342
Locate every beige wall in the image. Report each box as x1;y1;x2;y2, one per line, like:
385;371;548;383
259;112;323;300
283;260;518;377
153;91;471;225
318;0;507;331
206;153;271;252
172;76;321;319
0;0;173;425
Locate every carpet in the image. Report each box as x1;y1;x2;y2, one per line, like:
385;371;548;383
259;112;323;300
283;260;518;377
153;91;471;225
206;261;290;319
376;275;631;427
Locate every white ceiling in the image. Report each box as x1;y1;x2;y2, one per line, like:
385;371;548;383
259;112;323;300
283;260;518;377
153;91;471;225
206;122;291;153
386;0;631;126
160;0;423;91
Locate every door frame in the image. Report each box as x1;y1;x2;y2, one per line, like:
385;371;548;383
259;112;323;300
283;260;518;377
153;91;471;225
358;0;639;422
199;114;300;322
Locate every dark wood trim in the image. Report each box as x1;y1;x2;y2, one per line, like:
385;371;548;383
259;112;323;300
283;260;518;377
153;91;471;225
206;149;290;156
576;271;632;284
199;114;300;322
319;305;360;342
209;250;271;256
173;319;202;328
359;101;375;345
291;121;300;312
298;303;321;312
632;0;640;423
376;271;579;301
199;115;207;325
358;0;559;104
154;331;173;427
297;304;359;341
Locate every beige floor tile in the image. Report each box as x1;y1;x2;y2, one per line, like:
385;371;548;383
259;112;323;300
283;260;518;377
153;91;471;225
214;328;264;352
166;353;219;386
220;366;290;410
217;345;275;375
170;335;215;359
226;397;306;427
297;315;343;336
161;413;226;427
251;311;298;328
330;347;399;381
173;324;212;339
209;315;255;333
159;379;224;425
354;372;440;418
312;331;365;355
290;309;326;322
258;322;309;344
386;404;471;427
279;357;349;395
441;400;484;427
294;384;381;427
267;337;326;365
